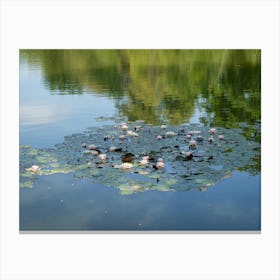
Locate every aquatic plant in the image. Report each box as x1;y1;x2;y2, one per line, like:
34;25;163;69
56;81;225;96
19;120;260;195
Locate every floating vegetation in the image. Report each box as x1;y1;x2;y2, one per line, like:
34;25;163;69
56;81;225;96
19;120;261;194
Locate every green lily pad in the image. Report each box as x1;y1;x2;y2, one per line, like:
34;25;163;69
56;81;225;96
19;121;260;194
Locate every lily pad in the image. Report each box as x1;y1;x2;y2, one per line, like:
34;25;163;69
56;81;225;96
19;121;260;194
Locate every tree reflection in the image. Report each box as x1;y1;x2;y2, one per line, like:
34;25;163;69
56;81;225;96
20;49;261;126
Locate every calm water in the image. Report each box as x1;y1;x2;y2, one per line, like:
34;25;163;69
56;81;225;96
19;50;261;231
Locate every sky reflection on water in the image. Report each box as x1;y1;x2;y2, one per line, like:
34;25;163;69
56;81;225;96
19;50;261;230
20;171;260;231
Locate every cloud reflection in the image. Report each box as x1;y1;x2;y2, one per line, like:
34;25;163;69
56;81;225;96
20;104;69;126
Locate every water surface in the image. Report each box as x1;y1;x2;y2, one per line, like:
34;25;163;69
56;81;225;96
19;50;261;231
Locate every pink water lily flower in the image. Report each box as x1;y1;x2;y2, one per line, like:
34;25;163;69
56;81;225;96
189;140;197;149
209;128;217;134
88;144;96;150
28;165;40;172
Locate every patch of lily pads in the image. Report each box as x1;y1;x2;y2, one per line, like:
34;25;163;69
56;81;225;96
20;120;261;195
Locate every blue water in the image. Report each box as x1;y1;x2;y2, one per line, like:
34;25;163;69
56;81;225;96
20;171;260;231
20;62;117;148
19;54;261;231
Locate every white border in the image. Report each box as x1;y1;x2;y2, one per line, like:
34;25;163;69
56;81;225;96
1;1;279;280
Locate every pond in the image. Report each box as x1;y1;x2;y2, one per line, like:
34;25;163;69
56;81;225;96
19;50;261;231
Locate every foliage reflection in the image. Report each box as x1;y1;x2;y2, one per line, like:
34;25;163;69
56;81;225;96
20;49;261;127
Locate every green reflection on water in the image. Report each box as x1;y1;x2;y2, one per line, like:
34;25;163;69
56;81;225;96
20;49;261;126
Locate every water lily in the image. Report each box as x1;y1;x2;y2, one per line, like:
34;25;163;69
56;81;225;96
156;161;164;168
91;150;99;156
209;128;216;134
208;136;214;143
161;125;167;129
121;123;128;131
121;163;133;169
118;135;126;140
88;144;96;150
155;158;164;168
218;135;225;140
186;134;192;139
134;126;141;131
81;143;87;148
142;156;150;161
98;154;107;161
166;131;176;137
127;130;138;137
156;135;163;140
140;159;148;166
189;140;197;149
27;165;40;172
186;151;193;160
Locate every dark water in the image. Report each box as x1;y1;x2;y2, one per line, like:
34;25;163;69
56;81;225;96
19;50;261;231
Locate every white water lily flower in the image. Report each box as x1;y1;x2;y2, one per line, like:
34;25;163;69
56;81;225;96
140;159;148;166
121;163;133;169
166;131;176;137
142;156;150;161
109;146;116;152
121;123;128;131
118;135;126;140
156;135;163;140
127;130;138;137
28;165;41;172
156;161;164;168
98;154;107;161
